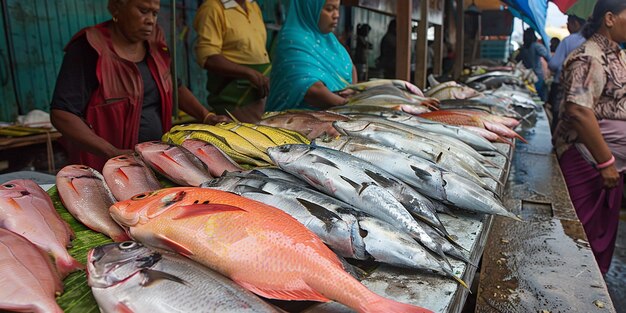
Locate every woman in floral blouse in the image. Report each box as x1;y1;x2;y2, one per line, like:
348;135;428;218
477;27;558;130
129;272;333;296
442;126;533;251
554;0;626;274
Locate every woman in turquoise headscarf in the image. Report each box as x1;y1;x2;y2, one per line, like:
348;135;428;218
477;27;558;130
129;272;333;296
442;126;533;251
266;0;357;112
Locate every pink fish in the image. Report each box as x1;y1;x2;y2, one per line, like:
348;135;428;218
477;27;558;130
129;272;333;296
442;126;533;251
57;165;130;241
181;139;242;177
136;141;213;186
0;179;82;278
0;228;63;313
103;154;161;201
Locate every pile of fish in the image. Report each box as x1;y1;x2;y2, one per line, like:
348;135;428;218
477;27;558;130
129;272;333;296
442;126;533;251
1;74;536;312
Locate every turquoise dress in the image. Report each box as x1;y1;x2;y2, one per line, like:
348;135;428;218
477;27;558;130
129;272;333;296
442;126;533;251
266;0;353;112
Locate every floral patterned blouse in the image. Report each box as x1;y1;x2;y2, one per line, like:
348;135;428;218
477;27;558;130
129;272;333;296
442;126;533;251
554;33;626;157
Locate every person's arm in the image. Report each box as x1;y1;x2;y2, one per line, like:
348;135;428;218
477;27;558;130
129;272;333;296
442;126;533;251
563;103;619;188
50;109;132;158
203;55;269;98
177;85;230;125
537;43;551;63
352;65;358;83
304;82;348;109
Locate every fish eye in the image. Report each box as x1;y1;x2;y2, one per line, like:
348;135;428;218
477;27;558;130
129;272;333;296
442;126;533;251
119;156;128;160
3;184;14;189
278;145;291;152
119;241;138;250
131;193;150;200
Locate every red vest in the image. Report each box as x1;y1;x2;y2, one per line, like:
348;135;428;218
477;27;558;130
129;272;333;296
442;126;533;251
64;21;173;171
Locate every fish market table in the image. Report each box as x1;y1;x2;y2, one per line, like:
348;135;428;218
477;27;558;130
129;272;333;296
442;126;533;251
303;136;515;313
475;109;616;312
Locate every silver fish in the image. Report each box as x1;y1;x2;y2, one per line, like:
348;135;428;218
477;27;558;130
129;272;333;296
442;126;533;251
267;144;457;264
87;241;280;313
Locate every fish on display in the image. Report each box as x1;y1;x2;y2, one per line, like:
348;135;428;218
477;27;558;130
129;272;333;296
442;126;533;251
135;141;213;186
0;228;64;313
0;179;82;277
87;241;280;313
267;144;467;264
203;175;465;285
109;187;432;313
259;112;342;140
103;154;162;201
181;139;242;177
333;120;486;185
56;165;130;241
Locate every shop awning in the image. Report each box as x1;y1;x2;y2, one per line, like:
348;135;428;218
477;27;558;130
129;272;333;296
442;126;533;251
501;0;551;48
551;0;596;19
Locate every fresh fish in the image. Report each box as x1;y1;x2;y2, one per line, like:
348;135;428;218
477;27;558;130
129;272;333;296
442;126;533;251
171;124;273;163
347;110;501;154
332;120;486;184
135;141;213;186
56;165;130;241
226;167;311;187
267;144;462;263
250;124;311;145
259;112;342;139
418;111;527;143
0;228;63;313
109;187;432;313
88;241;280;313
103;154;162;201
163;129;271;167
181;139;242;176
0;179;82;277
203;175;465;285
313;136;504;208
345;79;424;96
217;122;280;153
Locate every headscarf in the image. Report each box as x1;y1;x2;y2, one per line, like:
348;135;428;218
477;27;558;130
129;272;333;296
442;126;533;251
266;0;353;111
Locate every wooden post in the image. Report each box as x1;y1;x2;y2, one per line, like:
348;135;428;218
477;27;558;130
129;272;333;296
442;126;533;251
396;0;412;81
454;0;465;79
433;24;443;76
414;0;429;89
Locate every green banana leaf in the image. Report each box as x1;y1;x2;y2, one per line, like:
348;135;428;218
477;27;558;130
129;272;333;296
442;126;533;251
48;185;111;312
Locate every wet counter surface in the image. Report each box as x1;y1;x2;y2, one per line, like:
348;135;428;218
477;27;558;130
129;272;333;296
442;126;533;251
476;108;616;313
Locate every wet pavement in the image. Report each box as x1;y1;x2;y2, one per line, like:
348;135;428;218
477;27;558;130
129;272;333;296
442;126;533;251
476;108;616;312
605;208;626;313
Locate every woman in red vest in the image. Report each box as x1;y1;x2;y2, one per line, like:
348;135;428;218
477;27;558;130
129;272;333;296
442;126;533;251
50;0;229;171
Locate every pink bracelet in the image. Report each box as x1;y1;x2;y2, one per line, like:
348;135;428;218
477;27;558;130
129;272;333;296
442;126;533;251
597;155;615;169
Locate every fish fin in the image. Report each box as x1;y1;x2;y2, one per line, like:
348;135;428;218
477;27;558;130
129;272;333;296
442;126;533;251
236;185;272;195
363;169;397;187
154;234;194;257
296;198;342;232
307;154;340;169
140;269;188;287
410;165;433;179
339;175;364;193
115;302;135;313
55;255;84;278
172;204;247;220
234;279;331;302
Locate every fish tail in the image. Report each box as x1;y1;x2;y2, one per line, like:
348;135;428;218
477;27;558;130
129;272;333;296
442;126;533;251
55;254;84;278
359;296;433;313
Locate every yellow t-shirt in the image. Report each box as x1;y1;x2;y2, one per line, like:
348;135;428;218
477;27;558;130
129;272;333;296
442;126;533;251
193;0;269;66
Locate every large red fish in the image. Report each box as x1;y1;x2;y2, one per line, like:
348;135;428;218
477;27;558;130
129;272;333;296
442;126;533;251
109;187;432;313
0;179;82;277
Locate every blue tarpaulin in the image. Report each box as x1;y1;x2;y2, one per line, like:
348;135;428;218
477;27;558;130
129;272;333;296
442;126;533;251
502;0;551;49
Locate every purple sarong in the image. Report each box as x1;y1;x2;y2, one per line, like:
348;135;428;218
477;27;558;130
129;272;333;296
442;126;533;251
559;146;623;274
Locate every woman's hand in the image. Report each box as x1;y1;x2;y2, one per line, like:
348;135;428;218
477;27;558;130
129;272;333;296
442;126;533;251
336;88;356;98
247;69;270;98
203;113;231;125
599;164;620;189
